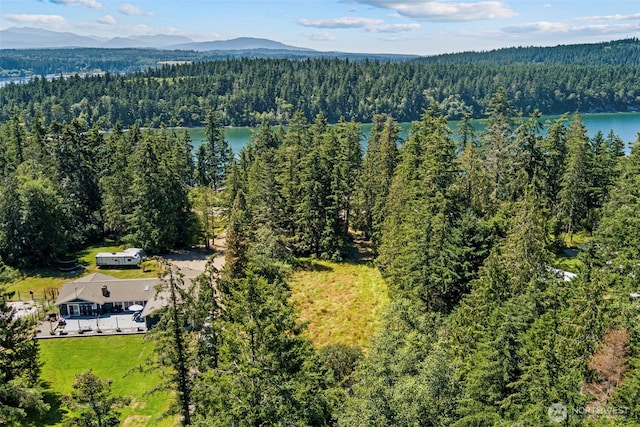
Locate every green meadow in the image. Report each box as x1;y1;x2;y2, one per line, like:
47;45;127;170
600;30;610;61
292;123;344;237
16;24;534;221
35;335;176;427
289;257;389;349
7;243;159;301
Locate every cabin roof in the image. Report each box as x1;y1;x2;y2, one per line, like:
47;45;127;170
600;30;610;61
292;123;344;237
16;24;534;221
55;274;159;306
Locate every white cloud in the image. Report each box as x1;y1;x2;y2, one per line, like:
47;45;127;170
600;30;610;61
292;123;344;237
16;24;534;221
574;13;640;22
118;4;153;16
347;0;516;22
502;20;640;37
297;15;419;33
97;14;116;25
297;17;383;29
366;23;421;33
50;0;103;9
304;31;336;41
5;14;67;29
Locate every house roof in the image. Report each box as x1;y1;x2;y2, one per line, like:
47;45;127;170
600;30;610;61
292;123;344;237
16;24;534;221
56;273;160;306
56;272;195;318
140;269;197;318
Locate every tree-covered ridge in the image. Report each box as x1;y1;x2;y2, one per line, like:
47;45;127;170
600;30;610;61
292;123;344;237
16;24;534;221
1;54;639;128
418;37;640;66
2;38;637;80
0;47;418;79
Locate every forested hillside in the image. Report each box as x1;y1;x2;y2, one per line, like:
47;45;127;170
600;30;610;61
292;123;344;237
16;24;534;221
420;37;640;65
1;40;639;128
2;38;636;80
3;32;640;425
0;47;417;79
2;80;640;424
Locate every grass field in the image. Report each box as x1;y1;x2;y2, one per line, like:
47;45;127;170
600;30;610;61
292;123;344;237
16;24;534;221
289;256;389;349
35;334;176;427
7;243;159;302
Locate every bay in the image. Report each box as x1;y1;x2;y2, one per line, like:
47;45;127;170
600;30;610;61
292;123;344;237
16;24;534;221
186;112;640;154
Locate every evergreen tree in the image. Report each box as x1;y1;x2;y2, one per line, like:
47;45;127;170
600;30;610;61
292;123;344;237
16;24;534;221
4;107;25;171
339;299;446;426
377;103;464;310
129;129;195;252
539;114;568;241
193;264;331;426
455;110;476;152
357;113;399;250
63;370;124;427
100;122;136;243
294;113;330;256
0;166;66;266
594;132;640;274
190;257;223;373
144;260;194;425
274;111;308;249
558;112;592;241
331;118;362;238
52;119;103;246
0;283;48;426
450;190;559;425
201;110;233;192
481;87;517;206
511;110;544;196
588;129;625;229
224;191;250;280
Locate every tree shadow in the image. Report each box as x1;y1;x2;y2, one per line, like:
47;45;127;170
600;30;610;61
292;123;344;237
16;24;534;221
17;265;84;281
342;235;375;266
293;258;334;272
24;386;67;426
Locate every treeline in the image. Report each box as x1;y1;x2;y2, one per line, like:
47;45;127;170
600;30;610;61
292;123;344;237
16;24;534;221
1;55;639;128
0;112;197;266
339;93;639;425
420;37;640;66
2;38;637;80
0;47;417;79
3;89;640;424
210;90;640;425
0;48;204;77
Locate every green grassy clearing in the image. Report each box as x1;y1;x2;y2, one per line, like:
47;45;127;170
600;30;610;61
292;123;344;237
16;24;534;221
36;334;176;427
554;255;584;273
561;230;591;248
289;258;389;349
7;242;159;302
551;231;590;273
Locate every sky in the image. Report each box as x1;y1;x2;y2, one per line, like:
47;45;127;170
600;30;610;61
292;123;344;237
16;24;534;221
1;0;639;55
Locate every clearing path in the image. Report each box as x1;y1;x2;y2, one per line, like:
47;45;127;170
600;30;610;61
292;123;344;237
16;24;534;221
162;234;226;276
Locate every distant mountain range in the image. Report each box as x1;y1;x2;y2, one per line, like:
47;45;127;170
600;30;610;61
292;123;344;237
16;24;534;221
0;27;314;52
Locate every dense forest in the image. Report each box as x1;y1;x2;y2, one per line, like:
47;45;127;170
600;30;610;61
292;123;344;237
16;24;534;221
0;47;417;79
1;38;639;128
2;38;637;79
3;77;640;424
419;37;640;65
2;38;640;426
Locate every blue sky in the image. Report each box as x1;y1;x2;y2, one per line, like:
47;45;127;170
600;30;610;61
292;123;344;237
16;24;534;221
1;0;639;55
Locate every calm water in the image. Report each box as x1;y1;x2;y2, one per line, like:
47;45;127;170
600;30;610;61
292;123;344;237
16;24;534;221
187;112;640;154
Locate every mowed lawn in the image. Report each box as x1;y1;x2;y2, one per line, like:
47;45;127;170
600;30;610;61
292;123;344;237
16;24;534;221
37;335;176;427
7;243;159;301
289;259;389;349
